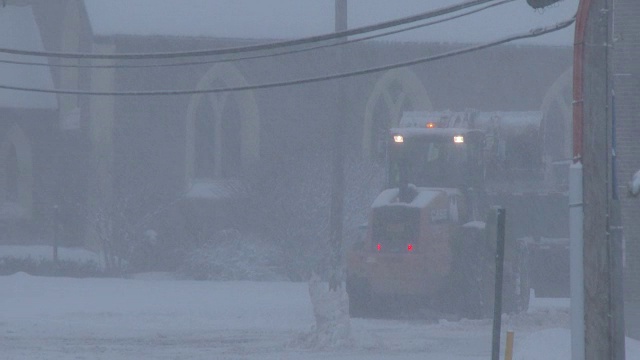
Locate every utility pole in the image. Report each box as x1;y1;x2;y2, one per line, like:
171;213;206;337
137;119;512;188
491;207;507;360
579;0;625;358
581;0;610;353
328;0;347;291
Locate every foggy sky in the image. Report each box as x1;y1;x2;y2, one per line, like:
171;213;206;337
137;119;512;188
85;0;579;46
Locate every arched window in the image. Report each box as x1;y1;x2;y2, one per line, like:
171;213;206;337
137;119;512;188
371;99;390;162
363;68;432;161
220;96;242;178
185;63;260;189
0;124;33;219
192;91;243;180
541;67;573;162
5;144;18;202
540;67;572;188
59;0;83;130
544;102;566;161
194;97;216;179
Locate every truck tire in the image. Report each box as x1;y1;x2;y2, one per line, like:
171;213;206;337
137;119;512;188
346;276;372;318
503;240;530;314
449;228;493;319
460;258;493;319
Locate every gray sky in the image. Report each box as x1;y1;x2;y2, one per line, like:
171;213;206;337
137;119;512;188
85;0;578;46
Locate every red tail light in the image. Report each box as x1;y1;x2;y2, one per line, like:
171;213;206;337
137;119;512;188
407;243;414;252
377;243;382;251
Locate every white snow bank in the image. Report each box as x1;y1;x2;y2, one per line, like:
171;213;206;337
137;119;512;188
302;275;352;349
514;328;640;360
514;328;569;360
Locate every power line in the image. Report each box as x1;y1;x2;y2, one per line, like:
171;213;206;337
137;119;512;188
0;0;498;60
0;0;515;70
0;17;575;97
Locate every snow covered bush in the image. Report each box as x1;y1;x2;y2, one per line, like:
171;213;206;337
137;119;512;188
85;184;188;275
0;246;105;277
179;229;286;281
0;257;105;278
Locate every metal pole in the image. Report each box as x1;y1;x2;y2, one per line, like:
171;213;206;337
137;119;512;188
491;207;506;360
610;197;626;360
53;204;60;266
570;162;585;360
610;81;626;360
572;0;589;358
328;0;347;290
582;0;617;358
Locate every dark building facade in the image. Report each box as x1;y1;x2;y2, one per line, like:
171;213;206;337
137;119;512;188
2;1;583;282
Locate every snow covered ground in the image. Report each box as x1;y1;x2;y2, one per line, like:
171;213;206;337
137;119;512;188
1;272;639;360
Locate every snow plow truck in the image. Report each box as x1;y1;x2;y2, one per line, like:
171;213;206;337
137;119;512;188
346;110;569;318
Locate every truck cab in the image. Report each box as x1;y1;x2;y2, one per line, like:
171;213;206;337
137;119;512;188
387;127;485;203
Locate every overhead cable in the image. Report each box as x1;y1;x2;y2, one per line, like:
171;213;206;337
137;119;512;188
0;16;575;97
0;0;515;69
0;0;498;60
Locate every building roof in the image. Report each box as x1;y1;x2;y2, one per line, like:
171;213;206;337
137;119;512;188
84;0;578;46
0;5;57;110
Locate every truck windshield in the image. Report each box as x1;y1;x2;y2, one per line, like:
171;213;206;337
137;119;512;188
388;139;469;189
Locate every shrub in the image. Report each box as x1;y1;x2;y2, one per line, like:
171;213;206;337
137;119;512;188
178;229;287;281
0;257;106;278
